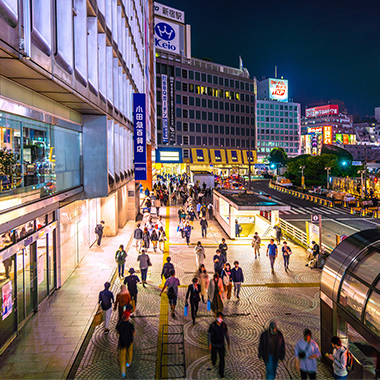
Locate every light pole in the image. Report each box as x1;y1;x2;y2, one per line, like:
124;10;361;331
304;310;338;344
358;169;365;199
300;166;305;190
325;167;331;189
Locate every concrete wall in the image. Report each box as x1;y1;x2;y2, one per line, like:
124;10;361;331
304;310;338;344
101;193;118;237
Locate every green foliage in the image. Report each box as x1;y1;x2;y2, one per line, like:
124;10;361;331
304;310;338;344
0;148;16;176
268;148;288;166
285;153;360;187
321;145;353;162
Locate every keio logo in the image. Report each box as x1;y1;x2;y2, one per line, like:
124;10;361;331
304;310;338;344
155;22;175;41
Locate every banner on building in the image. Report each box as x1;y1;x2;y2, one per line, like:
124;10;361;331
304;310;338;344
162;74;168;143
2;280;12;320
323;125;332;145
154;2;185;23
169;76;176;144
133;93;147;181
269;78;288;102
154;17;181;54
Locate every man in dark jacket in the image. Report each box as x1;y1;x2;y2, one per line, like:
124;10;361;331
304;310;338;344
133;223;143;252
208;312;230;378
98;282;114;333
213;249;226;275
161;257;175;280
115;245;127;278
185;277;201;324
231;261;244;299
200;216;208;238
219;238;228;260
116;310;135;376
258;320;285;380
124;268;140;311
95;220;105;246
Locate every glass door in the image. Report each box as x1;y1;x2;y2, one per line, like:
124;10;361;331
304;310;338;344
37;236;48;305
24;244;36;318
16;249;25;326
47;231;56;295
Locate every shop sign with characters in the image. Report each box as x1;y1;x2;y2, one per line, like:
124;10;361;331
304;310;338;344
269;79;288;102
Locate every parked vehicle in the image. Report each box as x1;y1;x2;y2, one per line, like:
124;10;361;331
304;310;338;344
275;176;293;187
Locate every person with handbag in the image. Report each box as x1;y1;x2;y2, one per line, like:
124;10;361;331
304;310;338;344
221;263;233;300
137;249;151;288
158;226;167;252
208;273;224;316
114;284;132;321
185;277;202;324
194;241;206;269
123;268;140;312
197;264;209;303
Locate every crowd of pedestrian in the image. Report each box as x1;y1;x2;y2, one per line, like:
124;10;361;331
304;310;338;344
97;172;335;379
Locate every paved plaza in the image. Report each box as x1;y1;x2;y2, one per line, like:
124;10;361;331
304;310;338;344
0;203;333;379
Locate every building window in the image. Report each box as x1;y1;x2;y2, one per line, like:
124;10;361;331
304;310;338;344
190;136;195;145
182;82;188;92
220;137;225;146
196;136;201;145
208;125;213;133
202;124;207;133
176;122;181;131
176;81;181;91
183;109;188;118
182;135;189;145
183;149;190;158
226;138;230;146
195;71;200;81
182;69;187;78
208;137;213;145
220;114;224;122
202;137;207;145
183;123;189;132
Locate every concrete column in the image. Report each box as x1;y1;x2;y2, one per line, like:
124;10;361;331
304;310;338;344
118;184;128;228
101;192;118;236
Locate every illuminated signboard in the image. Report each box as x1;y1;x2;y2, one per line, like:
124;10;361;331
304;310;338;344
306;105;339;118
335;134;343;144
269;78;288;102
154;17;181;54
307;127;323;134
349;134;356;144
343;134;349;145
323;125;332;145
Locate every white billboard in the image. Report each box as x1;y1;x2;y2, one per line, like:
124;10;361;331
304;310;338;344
154;17;181;54
154;2;185;24
269;78;288;102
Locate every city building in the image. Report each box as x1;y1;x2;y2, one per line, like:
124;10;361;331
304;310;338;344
154;4;257;177
256;78;301;160
301;104;354;155
0;0;154;352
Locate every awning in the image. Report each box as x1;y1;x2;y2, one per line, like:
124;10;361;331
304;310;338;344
191;148;209;164
242;150;257;164
210;149;226;165
227;149;242;165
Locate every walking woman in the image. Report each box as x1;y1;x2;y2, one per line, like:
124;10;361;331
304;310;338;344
158;226;167;252
208;273;224;316
114;285;132;321
197;264;209;303
184;221;192;246
282;241;292;271
142;227;150;250
150;228;159;252
221;263;233;300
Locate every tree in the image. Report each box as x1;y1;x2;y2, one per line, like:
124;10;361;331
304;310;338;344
0;148;16;177
268;148;288;166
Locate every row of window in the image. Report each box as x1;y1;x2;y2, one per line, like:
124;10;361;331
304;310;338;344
156;63;254;92
257;110;297;117
259;129;299;135
258;147;297;153
258;135;298;141
258;141;299;147
258;124;299;129
258;117;298;123
258;103;298;111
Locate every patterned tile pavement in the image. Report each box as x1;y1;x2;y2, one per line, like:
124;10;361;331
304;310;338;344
74;206;333;380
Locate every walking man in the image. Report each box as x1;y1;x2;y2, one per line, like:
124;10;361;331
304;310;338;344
326;336;348;380
207;202;214;219
185;277;201;324
133;223;143;252
137;249;150;288
258;320;285;380
295;329;321;380
124;268;140;312
273;224;282;244
95;220;105;246
160;257;174;280
219;238;228;261
266;239;278;274
235;220;242;237
252;232;261;259
200;216;208;238
160;269;180;318
208;312;230;379
98;282;114;333
115;244;127;278
213;249;226;276
231;261;244;299
282;241;292;271
116;310;135;376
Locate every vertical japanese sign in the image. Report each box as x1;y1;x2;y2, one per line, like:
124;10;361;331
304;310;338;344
133;93;147;181
2;281;12;320
162;74;168;144
169;76;176;144
323;125;332;145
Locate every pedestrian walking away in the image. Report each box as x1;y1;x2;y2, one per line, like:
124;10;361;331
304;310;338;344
208;273;224;315
266;239;278;274
196;202;202;218
282;241;292;271
258;320;286;380
197;264;210;303
200;216;208;238
207;202;214;219
219;238;228;261
184;222;192;246
185;277;201;324
295;329;321;380
252;232;261;259
98;282;114;333
137;249;151;287
194;241;206;269
235;220;242;237
95;220;105;246
142;227;150;250
161;256;175;280
150;228;159;252
213;249;226;276
115;245;128;278
158;226;167;252
133;223;143;252
117;309;135;377
160;269;180;318
221;263;233;300
154;198;160;216
124;268;140;312
208;312;230;379
231;261;244;299
325;336;348;380
274;224;282;244
114;285;132;321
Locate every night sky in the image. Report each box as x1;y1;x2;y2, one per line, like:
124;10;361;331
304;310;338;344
158;0;380;117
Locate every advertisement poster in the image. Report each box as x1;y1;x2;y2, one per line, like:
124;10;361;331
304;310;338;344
133;93;147;181
161;74;168;143
323;126;332;145
2;281;12;320
37;255;44;285
307;222;319;245
154;17;181;54
269;79;288;102
306;105;339;118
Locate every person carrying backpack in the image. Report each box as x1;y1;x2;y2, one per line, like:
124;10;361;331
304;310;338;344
160;269;180;318
161;257;174;280
115;245;127;278
326;336;353;380
95;220;105;246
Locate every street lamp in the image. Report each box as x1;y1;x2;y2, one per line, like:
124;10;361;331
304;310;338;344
325;167;331;189
300;166;306;190
358;169;365;199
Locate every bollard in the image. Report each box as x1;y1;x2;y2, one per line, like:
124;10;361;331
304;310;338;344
350;207;354;214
